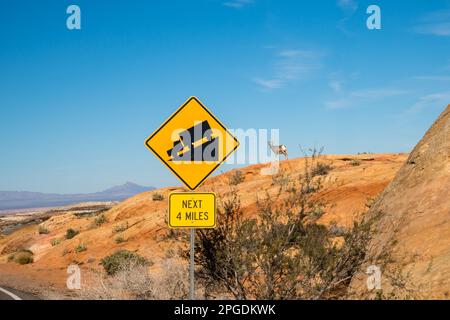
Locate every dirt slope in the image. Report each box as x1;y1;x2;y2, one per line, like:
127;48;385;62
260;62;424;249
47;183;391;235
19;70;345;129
351;105;450;299
0;153;407;295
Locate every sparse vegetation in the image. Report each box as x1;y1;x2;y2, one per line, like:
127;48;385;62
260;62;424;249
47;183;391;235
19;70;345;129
51;238;61;246
92;214;108;227
115;236;126;244
65;228;79;239
191;152;378;299
271;170;290;188
79;258;188;300
75;243;87;253
165;248;176;259
312;162;333;177
101;250;151;276
113;222;129;234
152;193;164;201
38;225;49;235
351;159;362;166
8;249;34;265
229;170;245;186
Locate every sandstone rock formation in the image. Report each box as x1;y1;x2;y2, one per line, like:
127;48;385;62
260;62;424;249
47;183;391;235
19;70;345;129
351;105;450;299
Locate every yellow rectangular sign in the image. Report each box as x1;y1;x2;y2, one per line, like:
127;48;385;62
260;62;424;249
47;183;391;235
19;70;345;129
168;192;216;229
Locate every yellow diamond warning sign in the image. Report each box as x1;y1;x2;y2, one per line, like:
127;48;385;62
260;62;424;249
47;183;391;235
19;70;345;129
144;97;239;190
169;192;216;228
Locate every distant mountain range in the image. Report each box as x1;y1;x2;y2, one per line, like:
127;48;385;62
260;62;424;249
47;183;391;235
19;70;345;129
0;182;155;210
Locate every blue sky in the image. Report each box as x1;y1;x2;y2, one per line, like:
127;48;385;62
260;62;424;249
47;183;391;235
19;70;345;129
1;0;450;193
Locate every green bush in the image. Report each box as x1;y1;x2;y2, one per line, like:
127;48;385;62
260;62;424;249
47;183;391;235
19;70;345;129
75;243;87;253
101;250;151;276
93;214;108;227
9;249;34;265
152;193;164;201
65;228;79;239
113;222;129;234
115;236;126;244
350;159;362;166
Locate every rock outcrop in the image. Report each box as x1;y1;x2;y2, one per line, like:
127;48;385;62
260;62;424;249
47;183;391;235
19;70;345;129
351;105;450;299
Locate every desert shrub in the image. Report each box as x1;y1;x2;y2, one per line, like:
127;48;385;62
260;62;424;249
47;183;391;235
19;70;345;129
65;228;79;239
165;248;176;259
229;170;245;186
115;236;126;244
312;162;333;177
152;193;164;201
113;222;129;234
192;153;377;300
38;226;49;235
92;214;108;227
75;243;87;253
82;264;154;300
151;259;189;299
350;159;361;166
62;248;71;256
271;170;290;189
51;238;61;246
9;249;34;265
78;258;188;300
101;250;151;276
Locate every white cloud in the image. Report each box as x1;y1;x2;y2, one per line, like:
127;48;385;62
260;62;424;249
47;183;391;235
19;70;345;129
253;49;322;90
414;10;450;36
329;80;343;93
252;78;283;89
415;22;450;36
337;0;358;12
336;0;358;35
327;71;359;94
408;92;450;113
325;87;408;109
223;0;254;9
350;88;409;99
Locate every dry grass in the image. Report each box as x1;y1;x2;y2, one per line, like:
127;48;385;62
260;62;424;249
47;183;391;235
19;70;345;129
78;258;188;300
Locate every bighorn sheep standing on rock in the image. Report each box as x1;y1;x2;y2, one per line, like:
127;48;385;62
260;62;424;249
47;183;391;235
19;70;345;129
268;141;288;160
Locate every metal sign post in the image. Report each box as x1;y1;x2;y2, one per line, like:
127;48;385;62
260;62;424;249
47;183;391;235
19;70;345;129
189;228;195;300
169;192;215;300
